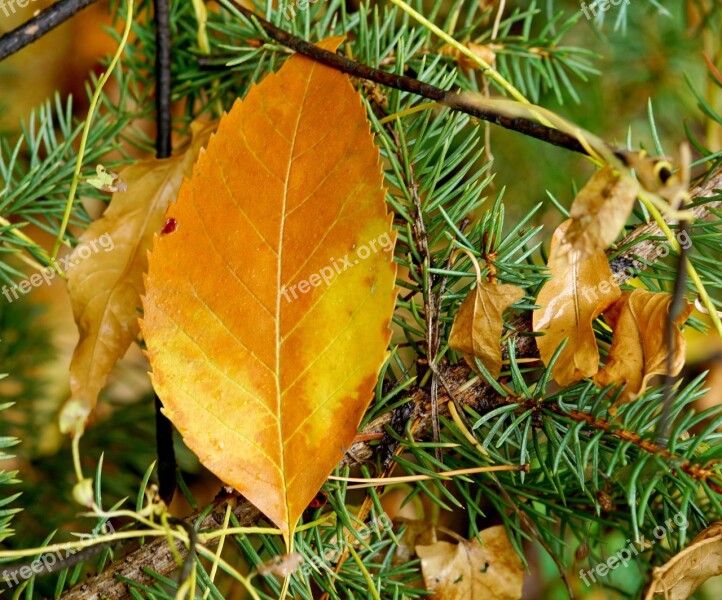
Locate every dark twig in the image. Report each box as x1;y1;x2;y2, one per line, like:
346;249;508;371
656;219;690;448
154;0;172;159
153;0;176;504
155;394;177;504
0;0;101;62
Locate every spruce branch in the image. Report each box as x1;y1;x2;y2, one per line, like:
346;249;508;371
59;355;720;599
58;163;722;598
221;0;602;157
610;171;722;276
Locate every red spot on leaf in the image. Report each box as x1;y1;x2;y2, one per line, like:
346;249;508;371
161;218;178;235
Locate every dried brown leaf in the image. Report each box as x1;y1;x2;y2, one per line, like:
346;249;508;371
594;289;692;412
555;166;638;264
59;122;215;435
416;526;523;600
644;521;722;599
448;281;524;378
533;219;621;387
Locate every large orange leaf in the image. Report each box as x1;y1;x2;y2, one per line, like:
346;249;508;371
59;123;215;435
594;289;692;412
141;38;397;542
533;219;621;386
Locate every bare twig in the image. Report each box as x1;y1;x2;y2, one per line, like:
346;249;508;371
0;0;101;61
152;0;176;505
657;218;690;447
154;0;172;159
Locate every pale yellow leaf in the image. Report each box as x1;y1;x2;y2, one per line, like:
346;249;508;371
59;122;215;435
644;521;722;600
555;166;638;264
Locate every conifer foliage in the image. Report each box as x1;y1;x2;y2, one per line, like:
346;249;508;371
1;1;722;599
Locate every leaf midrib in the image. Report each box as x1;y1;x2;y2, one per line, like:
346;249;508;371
276;64;316;537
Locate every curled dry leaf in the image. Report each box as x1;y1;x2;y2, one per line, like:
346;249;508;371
416;526;523;600
448;280;524;378
644;521;722;600
59;122;215;435
624;145;691;208
141;37;397;543
533;219;621;387
555;166;638;264
594;289;692;413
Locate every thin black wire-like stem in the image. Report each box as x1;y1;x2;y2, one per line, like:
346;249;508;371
152;0;176;504
154;0;172;159
656;220;691;448
0;0;101;61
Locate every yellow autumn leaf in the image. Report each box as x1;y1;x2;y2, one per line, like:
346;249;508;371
449;279;524;378
59;122;215;435
594;289;692;412
555;166;638;264
141;37;397;543
416;526;523;600
533;219;621;387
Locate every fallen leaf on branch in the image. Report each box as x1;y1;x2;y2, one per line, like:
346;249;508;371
594;289;692;413
141;37;397;544
59;122;215;435
555;166;638;264
533;219;621;387
449;279;524;378
416;526;523;600
644;521;722;599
